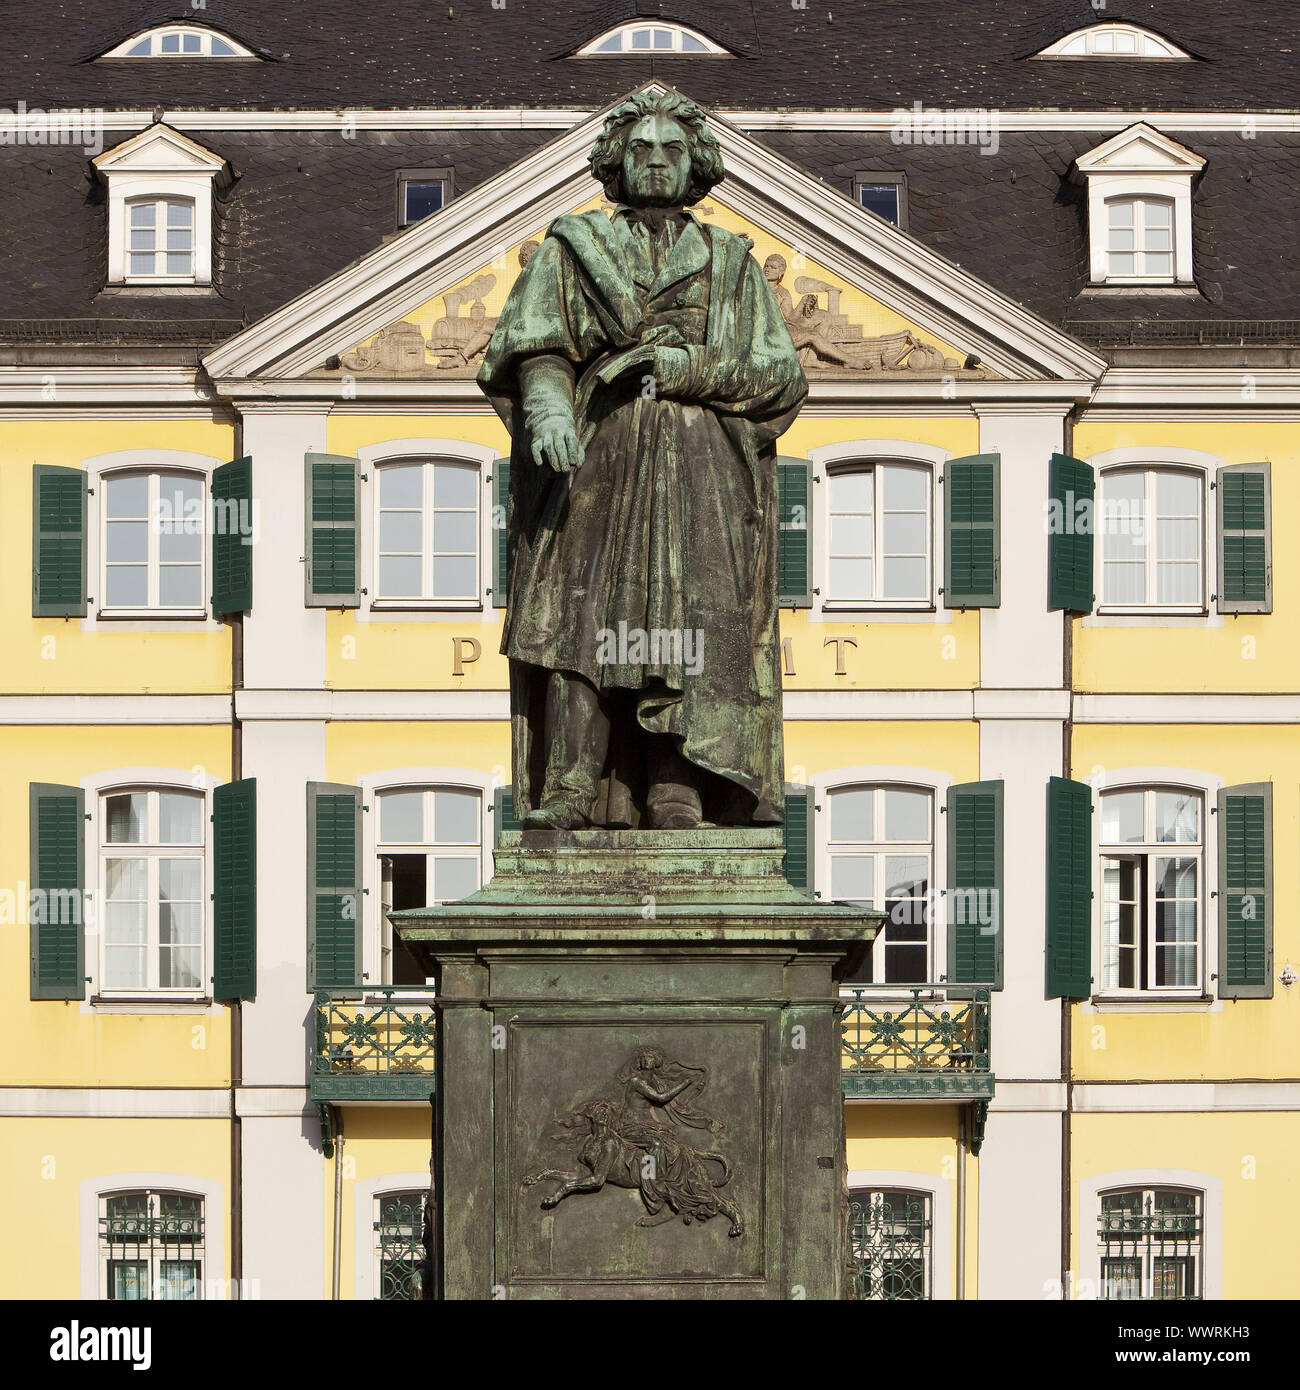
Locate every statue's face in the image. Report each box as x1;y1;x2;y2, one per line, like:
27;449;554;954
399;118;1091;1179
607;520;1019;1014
620;114;693;208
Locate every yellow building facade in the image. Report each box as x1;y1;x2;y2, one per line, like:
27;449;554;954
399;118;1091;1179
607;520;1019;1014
4;88;1296;1302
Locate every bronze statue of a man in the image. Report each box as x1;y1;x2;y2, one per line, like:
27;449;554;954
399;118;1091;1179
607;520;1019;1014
478;91;807;830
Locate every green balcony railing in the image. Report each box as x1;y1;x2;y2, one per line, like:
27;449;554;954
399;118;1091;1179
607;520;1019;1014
310;984;994;1108
311;990;437;1102
841;985;994;1102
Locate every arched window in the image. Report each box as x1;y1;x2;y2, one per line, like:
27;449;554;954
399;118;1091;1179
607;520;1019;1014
1099;1186;1203;1299
101;468;206;612
1099;465;1203;610
849;1188;933;1300
1037;24;1191;59
1105;195;1175;282
1099;786;1203;993
375;785;483;984
100;787;206;993
374;1189;430;1300
374;459;480;604
576;23;728;55
99;1188;205;1300
125;196;196;281
101;26;255;59
827;784;933;983
826;462;931;605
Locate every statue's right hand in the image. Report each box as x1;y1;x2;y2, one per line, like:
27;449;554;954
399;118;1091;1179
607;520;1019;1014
531;422;584;474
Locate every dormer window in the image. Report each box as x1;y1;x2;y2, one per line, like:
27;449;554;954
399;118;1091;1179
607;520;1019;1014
101;25;256;59
93;126;229;288
1036;24;1192;60
1072;125;1205;287
576;23;728;55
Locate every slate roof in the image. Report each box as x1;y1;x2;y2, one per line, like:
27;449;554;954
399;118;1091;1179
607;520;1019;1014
5;0;1299;113
2;2;1299;347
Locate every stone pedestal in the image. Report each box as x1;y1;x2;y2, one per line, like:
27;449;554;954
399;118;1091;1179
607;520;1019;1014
395;828;879;1300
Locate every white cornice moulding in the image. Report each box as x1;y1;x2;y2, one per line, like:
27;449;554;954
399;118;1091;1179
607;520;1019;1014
7;109;1300;135
0;694;231;723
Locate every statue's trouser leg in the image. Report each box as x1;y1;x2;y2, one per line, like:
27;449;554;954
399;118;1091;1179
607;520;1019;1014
646;738;703;828
536;670;610;822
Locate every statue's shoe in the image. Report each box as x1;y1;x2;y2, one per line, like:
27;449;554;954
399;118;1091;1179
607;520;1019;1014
522;800;590;831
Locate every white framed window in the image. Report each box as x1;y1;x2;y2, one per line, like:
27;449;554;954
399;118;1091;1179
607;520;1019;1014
1037;24;1191;60
849;1187;933;1300
126;198;195;280
827;784;933;984
94;126;227;287
99;787;206;995
1106;196;1174;281
1073;125;1203;287
1099;466;1203;611
397;170;452;228
826;463;932;607
374;459;480;606
1099;787;1203;994
99;1189;205;1299
100;469;206;614
374;1189;429;1300
1099;1186;1203;1300
101;26;255;59
376;785;483;984
577;23;727;55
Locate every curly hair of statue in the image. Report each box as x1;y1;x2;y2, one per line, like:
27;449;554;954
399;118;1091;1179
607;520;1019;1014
588;90;726;204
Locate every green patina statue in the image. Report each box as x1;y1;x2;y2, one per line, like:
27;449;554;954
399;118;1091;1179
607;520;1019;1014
479;90;807;831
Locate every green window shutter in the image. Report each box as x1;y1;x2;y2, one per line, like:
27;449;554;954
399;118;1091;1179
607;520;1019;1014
493;785;520;846
1047;452;1095;614
777;457;813;607
29;783;85;1000
1046;775;1093;999
32;465;87;617
213;779;257;1001
491;458;510;609
1216;464;1271;614
305;453;360;608
1217;783;1272;999
307;782;362;992
782;784;814;891
943;454;1000;608
946;780;1004;989
211;456;253;616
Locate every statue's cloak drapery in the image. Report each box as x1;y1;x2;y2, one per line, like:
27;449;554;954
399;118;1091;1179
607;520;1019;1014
478;208;807;823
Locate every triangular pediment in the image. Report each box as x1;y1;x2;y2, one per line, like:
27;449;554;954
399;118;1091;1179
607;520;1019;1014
93;122;227;174
204;84;1105;390
1074;122;1205;175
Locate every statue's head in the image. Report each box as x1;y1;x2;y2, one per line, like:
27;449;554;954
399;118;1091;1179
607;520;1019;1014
763;253;786;282
636;1046;666;1072
589;91;724;208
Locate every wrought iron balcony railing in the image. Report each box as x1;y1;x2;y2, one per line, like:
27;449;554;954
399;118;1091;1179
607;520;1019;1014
311;990;438;1102
840;985;994;1101
310;983;994;1106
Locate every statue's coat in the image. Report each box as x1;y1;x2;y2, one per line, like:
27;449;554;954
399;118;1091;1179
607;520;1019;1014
479;207;807;822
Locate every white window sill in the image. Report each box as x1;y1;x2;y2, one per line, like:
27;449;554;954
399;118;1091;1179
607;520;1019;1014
1094;607;1207;619
89;993;213;1012
1087;993;1214;1012
95;608;209;621
110;279;209;290
1079;284;1200;296
820;601;936;615
368;600;484;613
